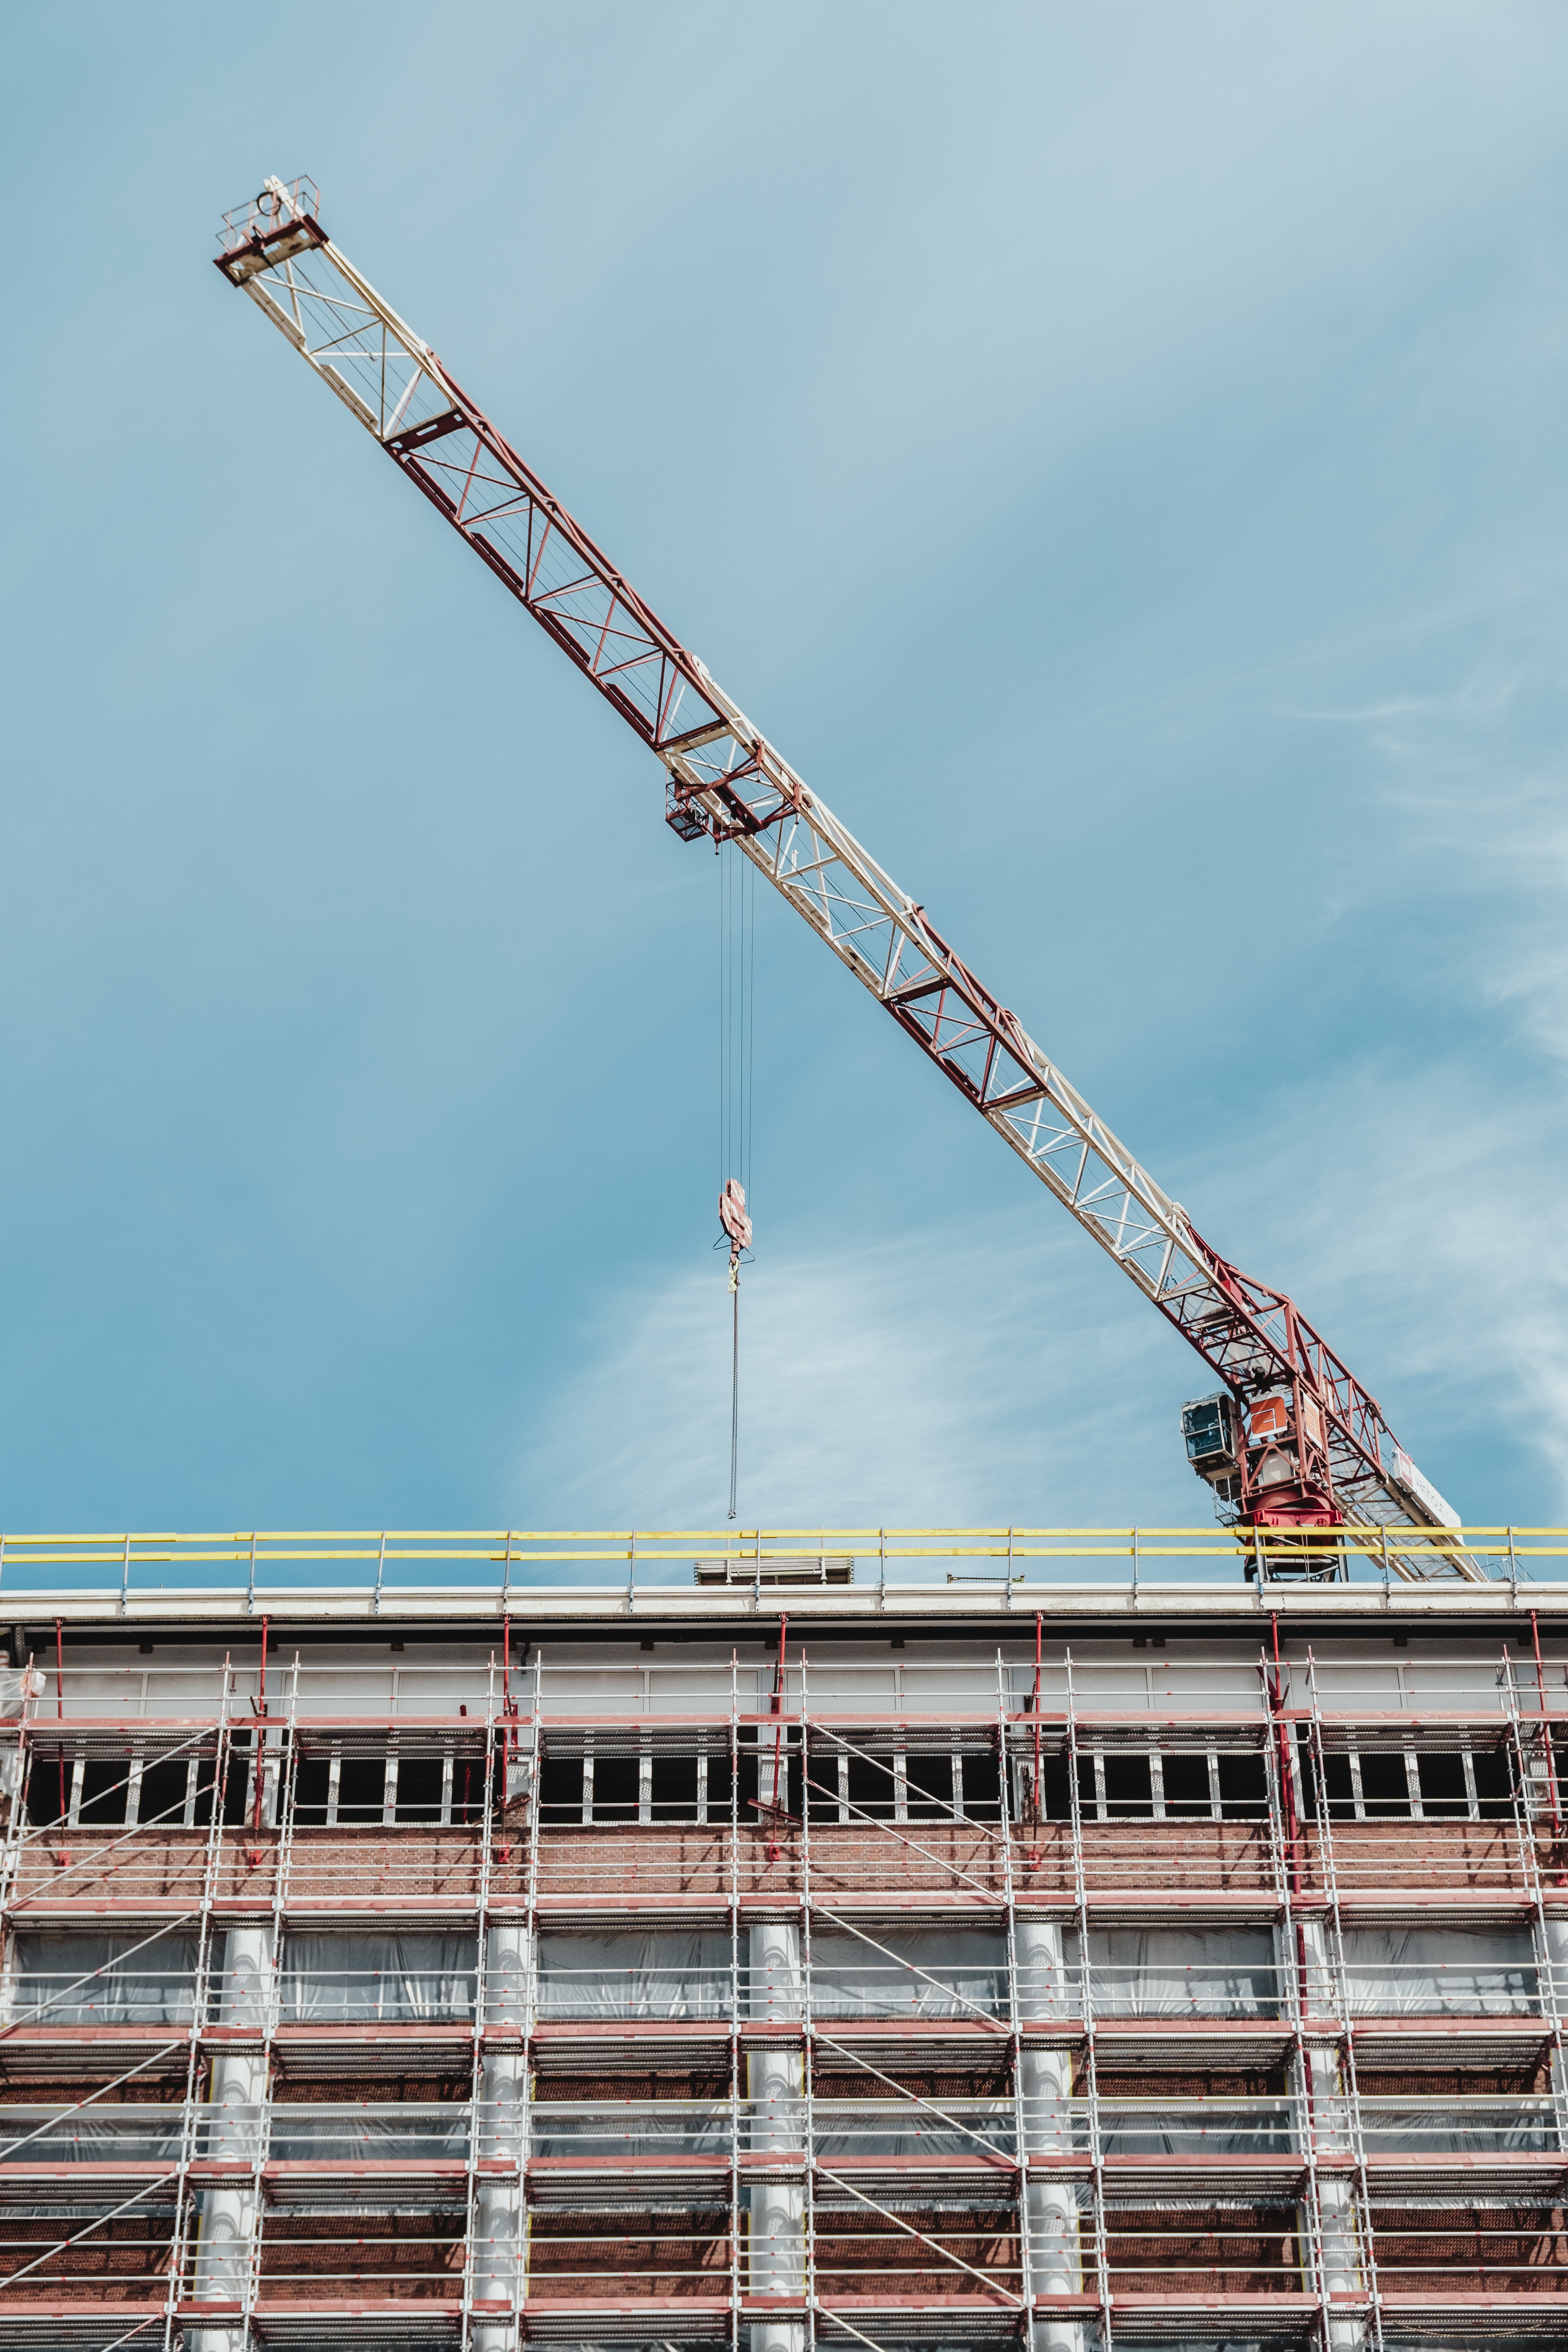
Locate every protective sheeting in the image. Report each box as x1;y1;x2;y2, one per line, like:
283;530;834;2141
535;1930;732;2019
1093;2100;1294;2157
1357;2098;1558;2153
264;2106;470;2160
807;1926;1009;2021
809;2103;1016;2160
529;2102;731;2156
1339;1924;1539;2015
0;2110;184;2161
279;1932;476;2022
1076;1926;1281;2017
8;1931;201;2026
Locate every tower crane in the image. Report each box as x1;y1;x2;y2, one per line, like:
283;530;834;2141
213;177;1478;1582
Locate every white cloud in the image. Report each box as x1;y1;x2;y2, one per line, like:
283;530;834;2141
514;1016;1568;1542
512;1218;1199;1537
1326;648;1568;1065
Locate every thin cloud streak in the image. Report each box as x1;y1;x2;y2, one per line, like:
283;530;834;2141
514;1221;1194;1535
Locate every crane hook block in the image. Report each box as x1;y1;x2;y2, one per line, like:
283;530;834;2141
719;1180;753;1254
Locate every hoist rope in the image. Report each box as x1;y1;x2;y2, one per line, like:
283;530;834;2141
729;1278;740;1521
717;847;755;1520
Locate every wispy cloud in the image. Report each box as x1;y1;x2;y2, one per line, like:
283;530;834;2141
514;1010;1568;1539
511;1218;1196;1535
1321;643;1568;1065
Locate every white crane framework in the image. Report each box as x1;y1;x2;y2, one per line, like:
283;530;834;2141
213;177;1477;1580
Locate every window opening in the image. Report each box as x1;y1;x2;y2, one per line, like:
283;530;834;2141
76;1761;125;1826
1102;1755;1154;1819
1160;1754;1212;1819
336;1757;387;1823
962;1748;1002;1822
905;1755;954;1820
396;1757;445;1822
537;1756;583;1825
1357;1754;1412;1819
1216;1753;1267;1819
652;1756;698;1820
1417;1753;1468;1818
592;1756;640;1821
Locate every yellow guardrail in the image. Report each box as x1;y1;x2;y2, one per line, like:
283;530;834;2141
0;1525;1561;1587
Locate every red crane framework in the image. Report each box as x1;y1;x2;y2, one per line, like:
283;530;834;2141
213;176;1476;1580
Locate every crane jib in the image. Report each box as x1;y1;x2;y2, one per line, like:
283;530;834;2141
212;178;1479;1580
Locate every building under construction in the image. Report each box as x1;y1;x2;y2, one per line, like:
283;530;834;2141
0;1527;1564;2350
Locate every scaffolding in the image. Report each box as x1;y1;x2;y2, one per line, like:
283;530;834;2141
0;1571;1563;2350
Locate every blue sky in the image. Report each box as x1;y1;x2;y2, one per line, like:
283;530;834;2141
2;3;1566;1543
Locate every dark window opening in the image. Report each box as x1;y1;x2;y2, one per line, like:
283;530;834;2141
1357;1754;1412;1818
1217;1753;1267;1820
804;1745;840;1821
962;1749;1002;1821
1416;1753;1468;1818
78;1761;128;1826
592;1756;640;1820
336;1757;387;1822
708;1749;734;1820
139;1758;192;1829
1033;1755;1071;1823
651;1756;698;1820
396;1757;445;1822
292;1758;331;1826
905;1756;953;1818
1321;1754;1355;1819
1103;1755;1154;1818
846;1752;896;1821
25;1757;68;1827
1472;1748;1515;1819
221;1738;254;1826
538;1757;583;1823
1161;1754;1212;1818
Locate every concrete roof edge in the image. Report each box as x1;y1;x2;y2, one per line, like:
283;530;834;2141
7;1578;1568;1632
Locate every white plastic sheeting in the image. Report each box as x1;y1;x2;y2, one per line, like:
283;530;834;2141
265;2105;470;2160
1093;2099;1294;2157
535;1929;732;2019
279;1931;476;2022
530;2103;732;2156
1339;1923;1539;2015
0;2109;184;2160
9;1931;201;2026
1356;2097;1557;2152
808;1924;1009;2020
1074;1925;1281;2017
810;2103;1014;2159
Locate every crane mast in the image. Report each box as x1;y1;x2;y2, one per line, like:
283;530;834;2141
214;178;1477;1579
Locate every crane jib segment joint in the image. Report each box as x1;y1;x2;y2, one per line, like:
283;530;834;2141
212;176;1478;1581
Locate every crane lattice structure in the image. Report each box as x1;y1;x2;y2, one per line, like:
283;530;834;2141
213;176;1477;1579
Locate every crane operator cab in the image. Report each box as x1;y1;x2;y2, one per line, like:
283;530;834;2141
1182;1388;1350;1574
1181;1392;1243;1519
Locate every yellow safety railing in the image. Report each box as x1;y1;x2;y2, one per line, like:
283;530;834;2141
0;1525;1561;1591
